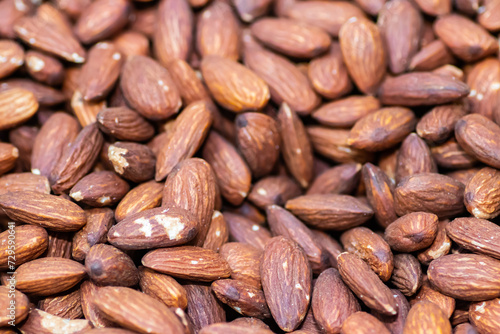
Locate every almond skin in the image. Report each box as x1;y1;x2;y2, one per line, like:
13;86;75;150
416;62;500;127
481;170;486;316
249;176;301;209
385;212;439;252
403;301;452;334
466;58;500;121
211;279;270;318
223;212;272;251
96;107;155;142
115;181;163;222
72;207;114;261
139;266;187;309
0;225;48;270
38;289;83;320
0;40;24;79
339;17;386;95
416;104;466;145
428;254;500;301
19;309;92;334
395;133;437;184
142;246;231;282
307;163;361;196
0;286;29;326
0;78;65;106
312;95;380;128
469;298;500;334
409;40;455;72
464;167;500;219
411;276;455;318
0;88;39;131
390;254;423;297
108;207;198;250
184;283;226;333
260;236;312;332
69;171;130;207
341;311;391;334
0;191;87;232
202;211;229;253
219;242;262;289
108;142;156;183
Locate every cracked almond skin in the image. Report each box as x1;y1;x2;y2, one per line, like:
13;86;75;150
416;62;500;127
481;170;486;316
278;103;314;188
115;180;163;222
243;35;320;115
339;17;386;95
464;167;500;219
0;225;48;270
162;158;217;247
196;0;240;61
97;107;155;142
286;194;373;231
394;173;465;218
260;236;312;332
285;1;365;37
385;212;439;252
403;301;452;334
434;14;498;62
337;252;398;316
312;95;380;128
108;207;198;250
469;298;500;334
377;0;422;74
266;205;328;274
212;279;270;318
428;254;500;301
341;227;394;282
347;107;416;152
0;191;86;232
378;72;470;106
446;217;500;260
235;112;281;178
307;163;361;196
308;43;352;100
251;18;331;59
466;58;500;121
69;171;129;207
455;114;500;169
92;286;185;334
395;133;437;184
202;131;251;206
0;287;28;326
312;268;361;334
142;246;231;282
121;55;181;121
202;56;269;112
155;100;213;180
416;104;466;145
49;123;104;194
391;254;423;297
139;266;187;309
0;40;23;79
108;142;156;183
72;208;114;261
0;88;38;131
78;42;124;102
86;244;139;287
341;311;391;334
362;163;397;228
15;257;86;296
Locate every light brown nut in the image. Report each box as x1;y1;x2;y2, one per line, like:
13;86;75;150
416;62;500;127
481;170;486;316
395;133;437;184
260;236;312;332
0;40;24;79
223;212;272;251
307;163;361;196
411;276;455;318
418;220;452;265
69;171;129;207
362;163;397;228
0;143;18;176
385;212;439;252
409;40;455;72
403;301;452;334
203;211;229;253
464;167;500;219
341;311;391;334
38;289;83;320
139;266;187;309
220;242;262;289
233;0;272;22
0;225;48;270
466;58;500;121
469;298;500;334
249;176;301;209
414;0;451;15
0;88;38;131
115;181;163;222
0;79;65;106
113;31;150;58
19;309;92;334
97;107;155;142
312;95;380;128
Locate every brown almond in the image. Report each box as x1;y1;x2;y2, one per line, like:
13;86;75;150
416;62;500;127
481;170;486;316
341;311;391;334
72;208;114;261
432;64;464;81
261;236;312;332
25;51;64;86
80;280;116;328
391;254;423;296
286;194;374;230
347;107;416;152
142;246;231;282
115;180;163;222
184;283;226;333
220;242;262;289
233;0;272;22
354;0;386;15
97;106;155;142
85;244;138;287
313;95;380;128
70;89;106;127
249;176;301;209
0;225;48;270
196;1;240;61
224;212;272;251
307;163;361;196
371;289;411;334
339;17;386;94
0;173;50;196
416;104;466;144
414;0;451;15
202;211;229;252
0;143;17;176
113;31;150;57
411;276;455;318
167;59;210;105
466;58;500;121
341;227;394;282
0;79;65;107
464;167;500;219
403;301;452;334
19;308;92;334
0;191;86;232
15;257;86;296
139;266;187;309
469;298;500;334
395;133;437;184
337;252;398;316
478;0;500;31
108;142;155;183
394;173;465;218
409;40;455;71
0;88;38;131
38;289;82;320
418;219;452;265
235;112;281;178
69;171;129;207
212;279;270;318
0;40;23;79
434;14;498;62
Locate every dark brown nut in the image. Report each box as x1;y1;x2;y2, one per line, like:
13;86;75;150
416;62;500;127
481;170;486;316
403;301;452;334
0;225;48;270
211;279;270;318
411;276;455;319
69;171;130;207
108;142;156;183
372;289;411;334
311;230;343;269
72;208;114;261
166;58;209;105
108;207;198;250
378;72;470;106
235;112;281;178
220;242;262;289
428;254;500;301
97;107;155;142
260;236;312;332
395;133;437;184
38;289;82;320
312;95;380;128
341;311;391;334
341;227;394;282
184;284;226;333
85;244;139;287
223;212;272;251
394;173;465;218
418;220;452;265
431;138;477;170
385;212;439;252
464;167;500;219
115;181;163;222
337;252;398;316
139;266;187;309
80;280;116;328
446;217;500;260
312;268;360;333
362;163;398;228
286;194;374;231
307;163;361;196
249;176;301;209
347;107;416;152
446;168;481;186
391;254;423;297
233;0;272;22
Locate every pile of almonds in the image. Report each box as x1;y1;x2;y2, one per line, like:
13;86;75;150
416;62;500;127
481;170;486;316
1;0;500;333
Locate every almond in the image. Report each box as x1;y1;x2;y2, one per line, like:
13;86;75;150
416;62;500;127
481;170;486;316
466;58;500;121
72;207;114;261
403;301;452;334
362;163;397;228
139;266;187;309
86;244;139;287
108;142;156;183
0;88;38;131
223;212;272;251
341;311;391;334
25;51;64;86
0;40;23;79
97;106;155;142
416;104;466;145
391;254;423;296
212;279;270;318
249;176;301;209
219;242;262;289
307;163;361;196
0;225;48;270
38;289;83;320
469;298;500;334
312;95;380;128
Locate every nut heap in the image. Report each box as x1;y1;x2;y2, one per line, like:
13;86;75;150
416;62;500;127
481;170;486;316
1;0;500;333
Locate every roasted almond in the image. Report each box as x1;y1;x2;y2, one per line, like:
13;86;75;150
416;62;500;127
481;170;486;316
341;311;391;334
223;212;272;251
403;301;452;334
115;180;163;222
86;244;139;287
0;40;23;79
108;142;156;183
0;224;48;270
139;266;187;309
97;107;155;142
249;176;301;209
72;207;114;261
416;104;466;145
212;279;270;318
395;133;437;184
409;40;455;72
466;58;500;121
391;254;423;297
0;88;38;131
469;298;500;334
312;95;380;128
307;163;361;196
464;167;500;219
219;242;262;289
202;211;229;252
38;289;83;320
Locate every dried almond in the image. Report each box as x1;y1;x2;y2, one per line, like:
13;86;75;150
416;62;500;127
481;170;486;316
362;163;397;228
0;88;38;131
0;40;23;79
446;217;500;259
469;298;500;334
223;212;272;251
139;266;187;309
97;106;155;142
0;225;48;270
416;104;466;144
312;95;380;128
86;244;139;287
69;171;129;207
409;40;455;71
307;163;361;196
72;208;114;261
341;311;391;334
25;51;64;86
395;133;437;184
391;254;423;296
212;279;270;318
403;301;452;334
466;58;500;121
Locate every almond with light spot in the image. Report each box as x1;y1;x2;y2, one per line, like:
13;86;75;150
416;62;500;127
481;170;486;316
72;208;114;261
212;279;270;318
115;181;163;222
108;142;156;183
0;225;48;270
69;170;129;207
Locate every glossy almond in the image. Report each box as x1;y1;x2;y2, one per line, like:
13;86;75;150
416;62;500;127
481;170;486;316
223;212;272;251
97;107;155;142
24;51;64;86
391;254;423;297
220;242;262;289
416;104;466;144
464;167;500;219
115;181;164;222
395;133;437;183
0;225;48;270
69;170;129;207
86;244;139;287
362;163;397;228
469;298;500;334
108;142;156;183
139;267;187;309
341;312;391;334
446;217;500;259
313;95;380;128
307;163;361;196
466;58;500;121
403;301;452;334
72;208;114;261
212;279;270;318
409;40;455;72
